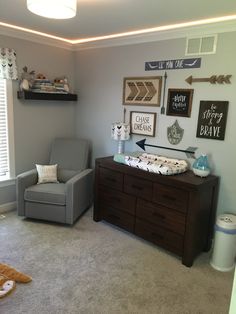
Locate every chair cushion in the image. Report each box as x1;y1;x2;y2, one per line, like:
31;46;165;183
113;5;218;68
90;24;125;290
24;183;66;205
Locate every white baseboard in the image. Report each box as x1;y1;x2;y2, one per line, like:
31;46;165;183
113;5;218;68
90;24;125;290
0;201;16;214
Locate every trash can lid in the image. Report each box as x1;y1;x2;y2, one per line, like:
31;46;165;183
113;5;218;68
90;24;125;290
216;214;236;230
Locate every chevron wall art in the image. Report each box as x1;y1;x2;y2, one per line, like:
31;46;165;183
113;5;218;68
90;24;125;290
123;76;162;106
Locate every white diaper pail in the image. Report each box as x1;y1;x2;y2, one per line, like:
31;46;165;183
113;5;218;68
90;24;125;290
210;214;236;272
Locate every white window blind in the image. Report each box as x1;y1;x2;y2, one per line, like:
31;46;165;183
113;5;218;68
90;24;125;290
0;79;10;178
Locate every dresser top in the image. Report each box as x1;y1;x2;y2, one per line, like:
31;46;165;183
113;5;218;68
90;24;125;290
96;156;219;191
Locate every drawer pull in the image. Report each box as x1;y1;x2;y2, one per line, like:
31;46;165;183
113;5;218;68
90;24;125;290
108;214;120;220
151;232;164;240
162;194;176;201
111;197;121;203
152;212;165;220
132;184;143;191
105;177;116;183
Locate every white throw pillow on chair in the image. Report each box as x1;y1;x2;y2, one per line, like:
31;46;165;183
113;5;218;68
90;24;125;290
36;164;58;184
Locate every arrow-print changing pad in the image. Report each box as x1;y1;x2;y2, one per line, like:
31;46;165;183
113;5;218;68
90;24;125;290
114;153;188;175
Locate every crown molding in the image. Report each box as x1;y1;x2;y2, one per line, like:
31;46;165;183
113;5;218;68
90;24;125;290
74;20;236;51
0;25;73;51
1;19;236;52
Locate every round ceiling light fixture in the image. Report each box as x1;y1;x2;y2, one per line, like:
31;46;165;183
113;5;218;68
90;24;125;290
27;0;77;19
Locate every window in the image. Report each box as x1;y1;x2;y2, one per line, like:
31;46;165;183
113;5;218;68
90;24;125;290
0;78;15;181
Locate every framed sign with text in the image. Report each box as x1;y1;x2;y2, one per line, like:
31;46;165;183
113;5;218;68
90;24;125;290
130;111;156;137
196;101;229;140
166;88;194;117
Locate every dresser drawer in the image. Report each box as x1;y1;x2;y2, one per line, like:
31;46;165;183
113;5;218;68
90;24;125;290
101;206;135;233
135;219;183;255
136;199;186;236
153;183;188;213
124;175;152;200
99;187;136;215
99;167;123;191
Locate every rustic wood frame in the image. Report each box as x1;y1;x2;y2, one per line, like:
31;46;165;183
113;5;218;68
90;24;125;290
123;76;162;106
130;111;157;137
166;88;194;117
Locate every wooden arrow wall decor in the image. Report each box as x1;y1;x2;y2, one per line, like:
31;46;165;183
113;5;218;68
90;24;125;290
123;77;162;106
185;75;232;85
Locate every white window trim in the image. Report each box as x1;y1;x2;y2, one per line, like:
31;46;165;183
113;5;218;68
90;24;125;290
0;79;16;184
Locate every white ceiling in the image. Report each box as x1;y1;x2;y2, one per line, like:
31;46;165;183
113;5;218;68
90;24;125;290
0;0;236;39
0;0;236;42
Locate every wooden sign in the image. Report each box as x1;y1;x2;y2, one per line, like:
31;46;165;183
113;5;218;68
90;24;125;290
145;58;201;71
167;89;193;117
196;101;229;140
130;111;156;137
186;75;232;85
123;77;162;106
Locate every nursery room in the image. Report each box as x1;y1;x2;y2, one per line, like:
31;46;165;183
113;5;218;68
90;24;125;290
0;0;236;313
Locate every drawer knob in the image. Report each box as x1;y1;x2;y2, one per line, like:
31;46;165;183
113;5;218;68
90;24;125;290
152;212;165;220
105;177;116;183
132;184;143;191
111;197;121;203
162;194;176;201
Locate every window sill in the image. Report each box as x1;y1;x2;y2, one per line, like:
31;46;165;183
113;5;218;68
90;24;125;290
0;177;16;187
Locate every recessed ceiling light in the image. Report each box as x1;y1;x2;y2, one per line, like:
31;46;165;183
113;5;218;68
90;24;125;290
27;0;77;19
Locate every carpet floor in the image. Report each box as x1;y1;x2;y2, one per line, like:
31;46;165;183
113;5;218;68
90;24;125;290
0;208;234;314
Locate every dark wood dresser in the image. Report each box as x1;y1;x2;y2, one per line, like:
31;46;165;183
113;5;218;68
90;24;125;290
93;156;219;267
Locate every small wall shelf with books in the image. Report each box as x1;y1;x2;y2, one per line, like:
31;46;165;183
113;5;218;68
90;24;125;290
17;90;78;101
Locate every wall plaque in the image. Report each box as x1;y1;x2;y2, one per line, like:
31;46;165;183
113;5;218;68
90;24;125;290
166;88;193;117
196;101;229;140
145;58;201;71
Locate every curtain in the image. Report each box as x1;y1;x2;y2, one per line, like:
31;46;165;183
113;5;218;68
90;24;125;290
0;48;18;80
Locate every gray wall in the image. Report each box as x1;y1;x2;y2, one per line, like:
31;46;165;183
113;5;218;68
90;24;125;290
0;35;76;205
75;32;236;216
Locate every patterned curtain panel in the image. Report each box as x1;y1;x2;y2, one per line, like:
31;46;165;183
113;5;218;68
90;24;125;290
0;48;18;80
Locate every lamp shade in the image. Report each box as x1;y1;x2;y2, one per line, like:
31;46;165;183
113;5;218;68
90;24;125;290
111;123;130;141
27;0;77;19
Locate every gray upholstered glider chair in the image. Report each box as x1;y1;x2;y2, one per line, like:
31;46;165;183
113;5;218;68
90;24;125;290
16;138;93;225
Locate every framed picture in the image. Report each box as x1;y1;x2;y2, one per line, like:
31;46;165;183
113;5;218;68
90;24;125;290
130;111;156;137
196;100;229;140
123;76;162;106
166;88;194;117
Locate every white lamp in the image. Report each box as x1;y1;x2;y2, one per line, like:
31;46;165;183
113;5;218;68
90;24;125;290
111;122;130;154
27;0;77;19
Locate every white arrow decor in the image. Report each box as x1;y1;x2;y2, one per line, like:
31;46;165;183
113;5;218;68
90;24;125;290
123;76;162;106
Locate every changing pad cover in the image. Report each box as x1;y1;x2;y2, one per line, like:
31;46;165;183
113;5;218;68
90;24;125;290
114;152;188;175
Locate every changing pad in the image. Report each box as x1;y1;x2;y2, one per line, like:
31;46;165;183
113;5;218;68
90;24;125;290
114;152;188;175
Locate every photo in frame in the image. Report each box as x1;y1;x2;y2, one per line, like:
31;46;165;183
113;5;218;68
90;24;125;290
130;111;156;137
166;88;194;117
123;76;162;106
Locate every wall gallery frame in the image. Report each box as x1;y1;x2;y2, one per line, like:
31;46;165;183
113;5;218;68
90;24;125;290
123;76;162;106
166;88;194;117
196;100;229;140
130;111;156;137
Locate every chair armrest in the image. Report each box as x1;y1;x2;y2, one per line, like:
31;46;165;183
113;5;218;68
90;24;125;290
66;169;94;224
16;169;38;216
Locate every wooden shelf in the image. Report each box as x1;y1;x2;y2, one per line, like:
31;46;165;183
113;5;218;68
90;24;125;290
17;90;77;101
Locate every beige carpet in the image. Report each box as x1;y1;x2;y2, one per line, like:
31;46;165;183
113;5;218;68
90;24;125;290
0;208;234;314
